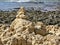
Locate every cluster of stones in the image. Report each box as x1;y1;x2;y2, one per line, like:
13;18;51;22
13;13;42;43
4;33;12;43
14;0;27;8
0;7;60;45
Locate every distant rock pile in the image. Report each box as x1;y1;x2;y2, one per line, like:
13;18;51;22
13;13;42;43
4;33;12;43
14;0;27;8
0;7;60;45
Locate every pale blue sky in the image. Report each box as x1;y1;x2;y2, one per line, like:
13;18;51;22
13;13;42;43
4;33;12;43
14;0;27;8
0;0;60;2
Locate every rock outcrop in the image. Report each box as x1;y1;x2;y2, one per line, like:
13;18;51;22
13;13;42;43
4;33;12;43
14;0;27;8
0;7;60;45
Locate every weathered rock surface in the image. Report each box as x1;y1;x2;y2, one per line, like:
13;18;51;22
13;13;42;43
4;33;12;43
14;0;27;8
0;7;60;45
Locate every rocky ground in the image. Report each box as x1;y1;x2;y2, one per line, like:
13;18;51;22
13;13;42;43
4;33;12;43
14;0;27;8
0;8;60;25
0;7;60;45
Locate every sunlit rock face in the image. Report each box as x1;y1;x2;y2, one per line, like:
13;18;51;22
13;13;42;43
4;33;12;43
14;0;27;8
13;7;48;35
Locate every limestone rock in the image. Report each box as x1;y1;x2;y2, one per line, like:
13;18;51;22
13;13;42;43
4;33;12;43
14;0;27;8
16;7;27;19
0;38;3;45
34;22;48;36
